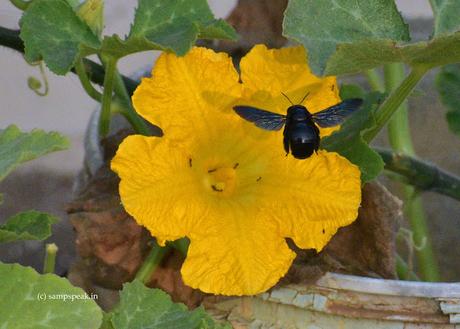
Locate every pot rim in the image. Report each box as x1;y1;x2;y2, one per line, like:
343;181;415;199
313;272;460;298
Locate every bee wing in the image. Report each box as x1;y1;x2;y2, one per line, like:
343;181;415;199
233;106;286;131
312;98;363;128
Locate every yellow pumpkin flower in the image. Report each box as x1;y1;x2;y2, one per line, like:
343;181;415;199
111;45;361;296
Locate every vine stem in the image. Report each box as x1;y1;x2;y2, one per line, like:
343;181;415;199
365;69;384;92
1;28;133;87
75;59;102;102
396;254;420;281
385;63;414;154
362;65;429;143
0;27;146;135
375;147;460;201
43;243;58;274
135;243;170;284
99;57;117;137
28;61;49;96
405;192;440;281
383;63;440;282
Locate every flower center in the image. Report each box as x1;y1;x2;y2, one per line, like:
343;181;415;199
206;166;237;197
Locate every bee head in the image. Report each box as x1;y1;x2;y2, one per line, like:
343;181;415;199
287;105;310;121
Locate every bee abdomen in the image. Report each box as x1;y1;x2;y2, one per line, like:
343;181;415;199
288;123;319;159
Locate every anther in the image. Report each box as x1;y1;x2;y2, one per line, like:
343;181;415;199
208;168;217;173
188;158;192;168
211;185;223;192
256;177;262;182
322;228;325;234
233;163;239;169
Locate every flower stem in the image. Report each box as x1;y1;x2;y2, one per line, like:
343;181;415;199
113;71;150;136
43;243;58;274
135;242;170;284
362;65;429;143
171;238;190;256
75;59;102;102
383;63;440;282
99;56;117;138
9;0;31;10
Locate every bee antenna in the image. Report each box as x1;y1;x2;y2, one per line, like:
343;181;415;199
281;92;294;105
298;91;310;105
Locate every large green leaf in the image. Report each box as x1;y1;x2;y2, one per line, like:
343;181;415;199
0;125;69;181
436;64;460;136
111;280;230;329
0;263;102;329
0;211;58;244
20;0;100;74
324;31;460;75
283;0;410;75
321;92;385;182
102;0;237;58
430;0;460;35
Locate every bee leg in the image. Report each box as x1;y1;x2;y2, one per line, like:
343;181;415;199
314;138;320;154
283;135;290;156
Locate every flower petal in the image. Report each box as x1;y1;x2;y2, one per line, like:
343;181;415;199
112;134;296;296
114;45;363;296
111;135;208;243
264;151;361;251
132;47;242;144
239;45;341;137
181;207;295;296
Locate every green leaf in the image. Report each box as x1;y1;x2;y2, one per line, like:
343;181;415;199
0;125;69;181
0;211;58;244
0;262;102;329
430;0;460;35
111;280;230;329
101;0;237;58
283;0;410;75
436;64;460;136
324;31;460;75
321;92;385;182
20;0;100;74
339;84;366;99
198;19;237;40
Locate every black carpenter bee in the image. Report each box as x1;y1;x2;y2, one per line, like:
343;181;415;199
233;93;363;159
